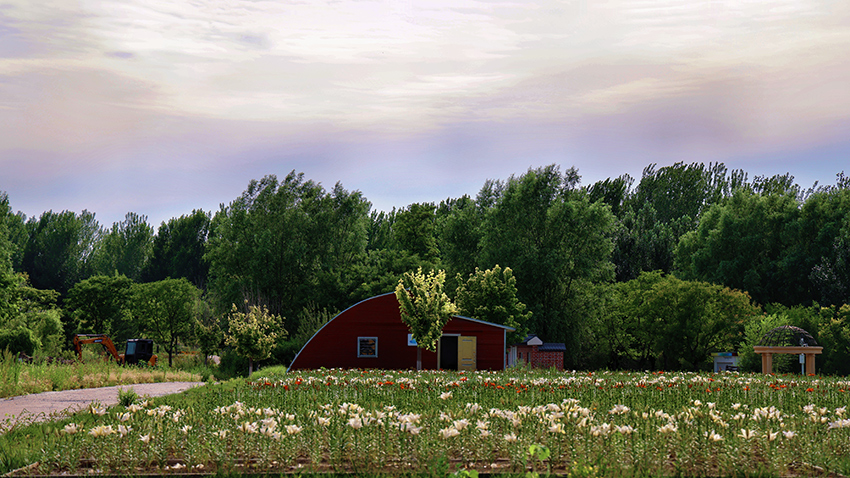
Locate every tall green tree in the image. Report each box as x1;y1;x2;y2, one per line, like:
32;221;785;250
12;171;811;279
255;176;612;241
479;165;616;355
393;203;439;263
130;278;201;367
143;209;210;289
206;172;369;332
0;192;22;325
21;210;100;296
455;265;530;344
436;195;483;292
675;189;801;305
94;212;154;281
395;268;457;370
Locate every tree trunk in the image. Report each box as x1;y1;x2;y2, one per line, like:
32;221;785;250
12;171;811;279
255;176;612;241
417;348;422;371
248;357;253;377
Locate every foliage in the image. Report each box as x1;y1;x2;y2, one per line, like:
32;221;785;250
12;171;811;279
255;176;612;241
143;209;210;289
675;189;802;306
479;165;616;357
291;302;335;348
20;210;100;296
455;265;530;344
609;271;759;370
394;203;440;263
129;278;201;367
225;302;286;376
93;212;154;281
0;326;39;356
66;274;135;341
206;172;369;332
395;268;457;355
436;195;484;293
191;298;223;367
344;248;425;302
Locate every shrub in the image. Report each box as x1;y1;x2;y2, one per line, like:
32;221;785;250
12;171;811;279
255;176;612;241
0;327;40;356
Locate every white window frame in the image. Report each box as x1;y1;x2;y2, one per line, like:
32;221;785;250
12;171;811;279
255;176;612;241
357;336;378;358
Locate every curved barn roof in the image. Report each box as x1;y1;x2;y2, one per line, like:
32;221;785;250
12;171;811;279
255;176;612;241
288;292;514;371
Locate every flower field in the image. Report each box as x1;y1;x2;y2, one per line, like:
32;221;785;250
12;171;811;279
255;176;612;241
17;369;850;476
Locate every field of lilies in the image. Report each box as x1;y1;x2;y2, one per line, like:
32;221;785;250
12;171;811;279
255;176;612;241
9;369;850;477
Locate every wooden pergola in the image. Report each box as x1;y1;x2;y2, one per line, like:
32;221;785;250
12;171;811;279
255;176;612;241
753;345;822;374
753;326;822;375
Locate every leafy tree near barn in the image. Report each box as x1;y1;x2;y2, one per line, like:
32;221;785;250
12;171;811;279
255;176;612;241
205;172;370;332
478;165;616;358
130;278;201;367
454;265;530;344
395;267;457;370
436;194;484;293
225;302;286;376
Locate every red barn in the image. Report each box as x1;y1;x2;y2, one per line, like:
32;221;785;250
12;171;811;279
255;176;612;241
289;292;514;371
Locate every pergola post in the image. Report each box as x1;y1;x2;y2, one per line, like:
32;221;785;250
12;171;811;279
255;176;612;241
761;352;773;374
805;353;817;375
753;346;822;374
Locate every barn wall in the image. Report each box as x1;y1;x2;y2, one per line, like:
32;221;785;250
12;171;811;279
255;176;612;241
289;293;510;371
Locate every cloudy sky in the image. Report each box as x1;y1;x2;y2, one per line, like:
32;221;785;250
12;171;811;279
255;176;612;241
2;0;849;228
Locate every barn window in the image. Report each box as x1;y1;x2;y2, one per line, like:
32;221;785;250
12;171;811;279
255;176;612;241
357;337;378;357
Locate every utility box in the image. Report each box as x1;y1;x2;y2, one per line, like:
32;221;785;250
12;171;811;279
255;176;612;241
712;352;738;372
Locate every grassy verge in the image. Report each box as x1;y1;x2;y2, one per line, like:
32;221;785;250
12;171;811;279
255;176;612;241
0;351;208;398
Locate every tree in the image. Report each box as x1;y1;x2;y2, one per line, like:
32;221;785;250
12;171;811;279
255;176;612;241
436;195;484;292
454;265;531;344
143;210;211;289
206;172;369;331
610;271;759;370
20;210;100;296
393;203;439;263
0;196;20;324
66;274;135;341
225;302;286;376
675;189;801;305
192;298;223;367
130;278;201;367
94;212;154;281
478;165;616;358
394;268;458;370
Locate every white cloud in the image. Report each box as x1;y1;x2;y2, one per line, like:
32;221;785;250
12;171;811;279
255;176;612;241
2;0;850;225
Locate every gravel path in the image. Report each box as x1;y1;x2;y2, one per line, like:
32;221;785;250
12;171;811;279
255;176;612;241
0;382;205;433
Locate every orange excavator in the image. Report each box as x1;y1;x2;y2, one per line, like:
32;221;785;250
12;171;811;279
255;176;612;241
73;334;158;366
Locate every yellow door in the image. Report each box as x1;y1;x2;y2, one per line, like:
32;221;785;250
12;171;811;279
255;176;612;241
458;336;477;371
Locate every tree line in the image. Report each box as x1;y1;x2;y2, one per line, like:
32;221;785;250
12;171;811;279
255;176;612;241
1;163;848;373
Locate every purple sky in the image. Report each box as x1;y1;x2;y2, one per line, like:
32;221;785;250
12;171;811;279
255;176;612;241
2;0;849;228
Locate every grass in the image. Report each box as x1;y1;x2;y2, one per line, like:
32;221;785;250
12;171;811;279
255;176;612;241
2;369;849;477
0;350;205;398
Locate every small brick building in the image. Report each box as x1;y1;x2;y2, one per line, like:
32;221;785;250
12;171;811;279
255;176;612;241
508;335;566;370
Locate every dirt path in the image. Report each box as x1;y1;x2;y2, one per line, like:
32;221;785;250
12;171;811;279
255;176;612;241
0;382;205;433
